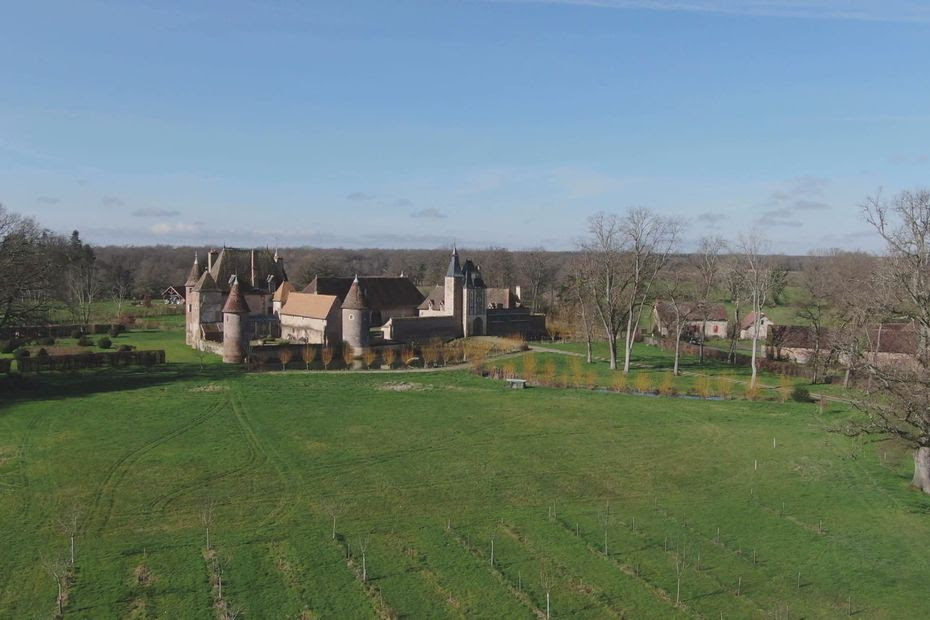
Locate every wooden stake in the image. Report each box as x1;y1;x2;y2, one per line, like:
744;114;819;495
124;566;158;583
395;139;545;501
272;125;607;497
737;576;741;596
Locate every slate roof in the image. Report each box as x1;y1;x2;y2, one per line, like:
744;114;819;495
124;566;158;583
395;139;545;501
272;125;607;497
741;311;770;330
193;270;220;293
461;260;486;288
185;256;202;287
304;276;425;311
208;247;287;294
417;285;444;310
446;247;462;278
280;292;340;319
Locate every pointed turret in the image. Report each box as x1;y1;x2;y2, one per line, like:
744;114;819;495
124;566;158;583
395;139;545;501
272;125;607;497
185;254;202;287
222;276;251;314
341;275;367;310
446;245;462;278
193;269;220;293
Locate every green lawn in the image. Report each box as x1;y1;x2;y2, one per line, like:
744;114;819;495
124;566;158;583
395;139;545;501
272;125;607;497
1;361;928;618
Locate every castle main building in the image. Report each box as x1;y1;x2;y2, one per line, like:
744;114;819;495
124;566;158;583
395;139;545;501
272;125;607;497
185;246;546;362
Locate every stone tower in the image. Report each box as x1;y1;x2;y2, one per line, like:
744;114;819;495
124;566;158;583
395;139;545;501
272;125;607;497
222;276;250;363
341;275;369;351
444;246;464;330
184;254;201;345
462;260;487;336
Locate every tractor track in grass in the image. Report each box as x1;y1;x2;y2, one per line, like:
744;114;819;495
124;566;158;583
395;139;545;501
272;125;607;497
146;404;264;514
227;384;302;531
85;400;225;536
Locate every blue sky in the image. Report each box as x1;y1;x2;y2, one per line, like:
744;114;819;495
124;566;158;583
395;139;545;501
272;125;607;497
2;0;929;252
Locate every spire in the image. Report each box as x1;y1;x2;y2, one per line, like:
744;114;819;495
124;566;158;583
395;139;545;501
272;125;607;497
222;276;250;314
446;244;462;278
342;275;367;310
185;253;201;287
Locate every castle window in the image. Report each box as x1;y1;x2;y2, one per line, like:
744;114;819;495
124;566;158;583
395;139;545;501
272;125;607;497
348;314;355;320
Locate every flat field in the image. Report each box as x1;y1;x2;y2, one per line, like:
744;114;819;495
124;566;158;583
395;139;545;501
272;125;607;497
2;358;929;619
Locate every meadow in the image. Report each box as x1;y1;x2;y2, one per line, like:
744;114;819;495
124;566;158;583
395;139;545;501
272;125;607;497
2;334;929;618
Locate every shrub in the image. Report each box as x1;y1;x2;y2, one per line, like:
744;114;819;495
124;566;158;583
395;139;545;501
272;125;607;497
745;383;761;401
716;376;734;399
659;373;678;397
613;372;628;393
791;385;812;403
694;376;713;399
541;359;558;386
522;354;538;380
109;324;126;336
118;344;133;352
70;329;83;339
634;372;654;394
38;336;56;346
0;339;18;354
98;336;113;349
77;335;93;347
13;348;30;360
778;375;793;403
36;348;49;358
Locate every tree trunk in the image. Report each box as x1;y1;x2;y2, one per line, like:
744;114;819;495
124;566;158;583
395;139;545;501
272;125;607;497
913;447;930;494
623;313;634;373
750;331;759;387
585;338;593;364
607;333;618;370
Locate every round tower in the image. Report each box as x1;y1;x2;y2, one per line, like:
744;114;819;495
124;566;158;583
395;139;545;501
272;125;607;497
184;253;201;345
222;276;251;363
341;275;369;351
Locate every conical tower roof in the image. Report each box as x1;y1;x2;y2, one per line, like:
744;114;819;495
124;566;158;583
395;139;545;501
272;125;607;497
446;245;462;278
222;277;251;314
185;254;201;287
341;275;367;310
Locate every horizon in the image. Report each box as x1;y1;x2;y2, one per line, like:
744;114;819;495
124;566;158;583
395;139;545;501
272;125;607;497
4;1;929;253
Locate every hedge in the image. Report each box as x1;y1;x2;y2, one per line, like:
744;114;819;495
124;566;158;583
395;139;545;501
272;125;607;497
14;350;166;373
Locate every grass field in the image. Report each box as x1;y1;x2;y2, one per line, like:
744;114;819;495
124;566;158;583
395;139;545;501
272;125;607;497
2;354;929;618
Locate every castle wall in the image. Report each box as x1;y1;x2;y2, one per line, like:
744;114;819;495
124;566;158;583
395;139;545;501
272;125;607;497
383;315;461;343
486;309;547;339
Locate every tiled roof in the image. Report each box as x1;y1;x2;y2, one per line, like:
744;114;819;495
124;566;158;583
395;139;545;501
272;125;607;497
222;279;250;314
273;281;295;303
655;301;727;325
304;276;425;310
280;292;340;319
341;277;367;310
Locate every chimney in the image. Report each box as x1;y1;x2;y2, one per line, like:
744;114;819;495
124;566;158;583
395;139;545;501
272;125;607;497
250;249;257;288
208;249;219;272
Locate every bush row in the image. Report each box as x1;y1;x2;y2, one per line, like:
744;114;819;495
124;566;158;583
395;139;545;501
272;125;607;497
12;350;165;373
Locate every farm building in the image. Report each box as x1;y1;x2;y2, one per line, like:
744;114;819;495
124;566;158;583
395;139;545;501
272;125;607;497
652;302;729;339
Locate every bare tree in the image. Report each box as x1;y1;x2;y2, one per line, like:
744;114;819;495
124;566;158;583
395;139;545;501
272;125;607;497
656;265;698;376
56;508;81;566
721;257;748;364
563;255;596;363
42;556;69;617
694;236;725;364
797;250;837;383
519;248;557;313
853;189;930;492
64;231;101;326
580;209;678;372
738;231;773;386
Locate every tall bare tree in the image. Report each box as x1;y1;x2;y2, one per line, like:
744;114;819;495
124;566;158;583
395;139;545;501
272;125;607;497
518;247;557;314
563;255;596;363
853;189;930;492
738;231;772;386
580;209;679;372
65;231;101;326
656;264;698;375
694;236;725;364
